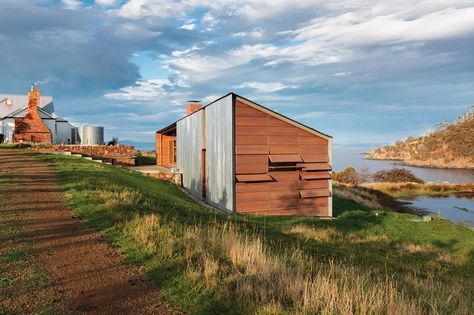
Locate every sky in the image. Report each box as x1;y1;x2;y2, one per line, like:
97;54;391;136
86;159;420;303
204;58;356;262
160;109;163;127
1;0;473;147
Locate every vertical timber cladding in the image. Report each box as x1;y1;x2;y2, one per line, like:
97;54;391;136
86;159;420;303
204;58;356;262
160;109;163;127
156;132;177;167
235;98;332;216
177;111;203;197
205;95;234;212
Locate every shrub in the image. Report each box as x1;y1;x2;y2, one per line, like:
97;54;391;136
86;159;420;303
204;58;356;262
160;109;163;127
373;168;424;183
333;167;359;185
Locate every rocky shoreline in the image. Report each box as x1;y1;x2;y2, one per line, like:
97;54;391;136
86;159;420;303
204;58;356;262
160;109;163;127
365;152;474;170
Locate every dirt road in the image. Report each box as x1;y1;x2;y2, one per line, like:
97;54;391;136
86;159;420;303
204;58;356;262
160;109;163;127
0;149;175;314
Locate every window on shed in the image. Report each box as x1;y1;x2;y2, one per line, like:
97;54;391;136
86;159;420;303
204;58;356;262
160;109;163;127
268;154;302;171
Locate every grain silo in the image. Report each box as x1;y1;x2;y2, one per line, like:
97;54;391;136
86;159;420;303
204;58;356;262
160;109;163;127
77;126;104;145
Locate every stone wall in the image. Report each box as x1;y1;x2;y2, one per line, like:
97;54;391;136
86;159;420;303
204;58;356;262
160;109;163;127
36;144;137;166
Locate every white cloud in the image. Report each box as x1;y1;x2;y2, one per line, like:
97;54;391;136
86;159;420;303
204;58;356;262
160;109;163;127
95;0;116;6
334;72;351;77
202;12;218;31
180;23;196;30
104;79;172;102
171;45;201;57
232;27;265;39
237;81;297;92
62;0;81;9
291;7;474;47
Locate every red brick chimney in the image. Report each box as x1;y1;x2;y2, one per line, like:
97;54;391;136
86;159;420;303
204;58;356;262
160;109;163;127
186;101;202;115
13;84;52;143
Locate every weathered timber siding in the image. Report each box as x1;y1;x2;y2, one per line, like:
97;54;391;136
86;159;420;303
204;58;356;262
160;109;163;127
235;99;331;216
156;133;176;167
205;94;234;212
177;111;202;197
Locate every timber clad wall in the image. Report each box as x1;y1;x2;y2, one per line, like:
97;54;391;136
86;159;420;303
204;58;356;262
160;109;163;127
235;99;331;216
156;133;176;167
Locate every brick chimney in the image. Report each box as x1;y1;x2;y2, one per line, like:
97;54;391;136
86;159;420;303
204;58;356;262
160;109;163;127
186;101;202;115
12;84;52;143
28;83;40;113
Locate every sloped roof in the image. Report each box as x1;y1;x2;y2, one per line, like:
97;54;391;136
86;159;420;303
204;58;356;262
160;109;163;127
156;92;332;140
3;106;56;120
0;93;54;118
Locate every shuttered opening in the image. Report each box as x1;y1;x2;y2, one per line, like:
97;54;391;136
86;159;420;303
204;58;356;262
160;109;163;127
300;171;332;180
269;155;302;163
297;162;332;171
298;158;331;199
236;174;274;182
300;189;331;198
236;154;332;199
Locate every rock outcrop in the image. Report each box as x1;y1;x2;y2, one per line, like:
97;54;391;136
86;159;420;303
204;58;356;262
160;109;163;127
366;107;474;169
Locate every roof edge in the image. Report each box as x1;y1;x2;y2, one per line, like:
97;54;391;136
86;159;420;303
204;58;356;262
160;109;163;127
156;92;332;140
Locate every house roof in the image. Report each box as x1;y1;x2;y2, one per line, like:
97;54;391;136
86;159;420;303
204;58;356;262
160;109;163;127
156;92;332;139
0;93;54;118
2;105;56;120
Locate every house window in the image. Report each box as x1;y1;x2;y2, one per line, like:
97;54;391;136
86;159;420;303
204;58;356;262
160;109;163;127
169;140;177;164
55;124;58;135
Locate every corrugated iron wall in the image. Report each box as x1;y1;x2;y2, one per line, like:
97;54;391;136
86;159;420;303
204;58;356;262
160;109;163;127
205;95;234;212
177;111;202;197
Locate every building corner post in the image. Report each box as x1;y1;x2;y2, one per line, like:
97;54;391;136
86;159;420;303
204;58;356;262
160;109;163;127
328;138;333;217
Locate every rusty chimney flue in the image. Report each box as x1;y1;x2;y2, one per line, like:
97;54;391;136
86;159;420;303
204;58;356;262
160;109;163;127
186;100;202;115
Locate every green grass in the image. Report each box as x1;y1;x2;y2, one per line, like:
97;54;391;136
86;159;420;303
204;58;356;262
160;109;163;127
37;153;474;314
0;143;31;149
1;248;27;263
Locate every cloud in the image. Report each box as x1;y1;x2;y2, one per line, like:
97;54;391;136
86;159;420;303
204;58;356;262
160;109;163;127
2;0;474;145
62;0;81;9
237;82;297;92
232;27;265;39
291;7;474;47
334;72;351;77
104;79;176;102
95;0;117;6
180;23;196;30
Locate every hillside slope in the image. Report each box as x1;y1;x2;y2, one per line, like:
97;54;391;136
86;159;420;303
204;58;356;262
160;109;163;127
28;152;474;314
367;107;474;169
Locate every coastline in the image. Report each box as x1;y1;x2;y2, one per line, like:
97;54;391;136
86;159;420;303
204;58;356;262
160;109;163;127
361;182;474;198
364;155;474;171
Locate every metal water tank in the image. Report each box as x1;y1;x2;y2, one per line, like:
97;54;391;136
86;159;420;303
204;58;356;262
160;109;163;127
78;126;104;145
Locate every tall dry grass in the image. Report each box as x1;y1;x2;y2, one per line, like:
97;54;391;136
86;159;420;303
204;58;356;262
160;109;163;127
333;184;406;212
122;213;469;314
362;182;474;197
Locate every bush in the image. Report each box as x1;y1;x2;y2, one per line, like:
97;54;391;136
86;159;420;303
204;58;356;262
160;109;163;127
372;168;424;183
333;167;359;185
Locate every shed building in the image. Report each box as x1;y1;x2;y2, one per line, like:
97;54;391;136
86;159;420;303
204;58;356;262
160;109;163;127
156;93;333;216
0;85;75;144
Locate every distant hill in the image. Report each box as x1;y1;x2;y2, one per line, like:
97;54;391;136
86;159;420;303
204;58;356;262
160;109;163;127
367;107;474;169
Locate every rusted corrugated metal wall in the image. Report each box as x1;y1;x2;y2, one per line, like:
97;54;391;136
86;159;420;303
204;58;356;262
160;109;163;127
177;111;202;197
205;94;234;212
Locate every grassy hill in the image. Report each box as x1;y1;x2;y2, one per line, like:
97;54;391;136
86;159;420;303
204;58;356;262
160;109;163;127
367;107;474;169
38;153;474;314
